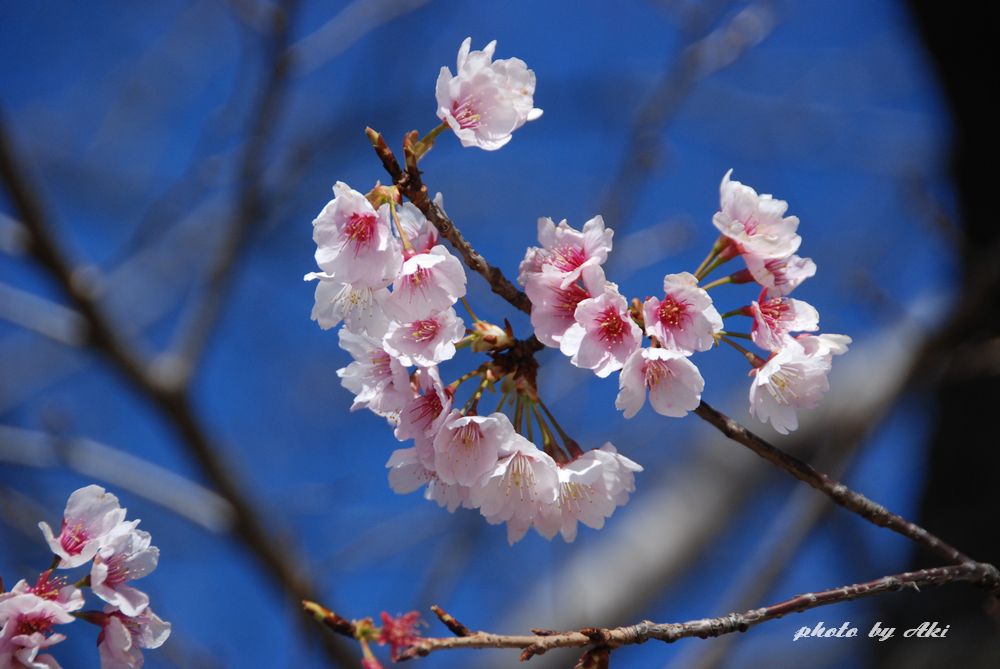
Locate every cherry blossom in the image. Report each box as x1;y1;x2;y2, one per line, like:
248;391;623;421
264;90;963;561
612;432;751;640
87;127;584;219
394;366;452;463
471;436;559;544
0;592;74;669
518;216;613;288
749;339;833;434
382;307;466;367
385;245;467;322
38;485;128;569
713;170;801;260
96;608;171;669
433;411;516;487
524;265;606;348
90;526;160;617
642;272;723;354
378;611;422;661
304;272;390;337
795;332;852;357
742;253;816;298
436;38;542;150
2;574;84;617
749;294;820;352
336;329;411;418
616;348;705;419
312;182;402;288
397;201;440;254
559;286;642;378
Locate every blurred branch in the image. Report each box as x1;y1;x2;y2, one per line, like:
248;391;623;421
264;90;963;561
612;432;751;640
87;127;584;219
0;424;235;532
289;0;432;76
0;108;357;669
601;1;777;244
0;281;86;346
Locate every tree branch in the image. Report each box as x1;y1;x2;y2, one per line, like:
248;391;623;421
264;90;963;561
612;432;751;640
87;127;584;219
343;562;997;661
0;114;358;668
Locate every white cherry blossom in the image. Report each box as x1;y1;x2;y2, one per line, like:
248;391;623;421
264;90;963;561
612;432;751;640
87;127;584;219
38;485;128;569
743;253;816;298
518;216;613;288
433;411;516;487
524;265;606;347
304;272;390;337
749;339;833;434
436;38;542;150
382;307;466;367
713;170;801;260
559;286;642;378
96;607;171;669
385;245;467;322
749;295;820;352
336;329;411;418
90;526;160;617
616;348;704;419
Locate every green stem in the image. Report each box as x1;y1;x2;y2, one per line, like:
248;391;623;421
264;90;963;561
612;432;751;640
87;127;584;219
702;275;734;291
389;200;413;253
696;253;733;282
460;296;480;323
413;121;450;161
721;307;747;319
721;330;753;341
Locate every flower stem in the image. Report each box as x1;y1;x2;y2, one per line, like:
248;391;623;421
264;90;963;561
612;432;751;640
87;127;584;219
412;121;450;161
389;200;414;253
460;296;480;323
696;254;733;282
721;307;747;319
701;275;734;291
720;330;753;341
720;335;765;367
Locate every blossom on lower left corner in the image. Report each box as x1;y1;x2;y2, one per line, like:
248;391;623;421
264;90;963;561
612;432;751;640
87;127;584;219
1;485;170;669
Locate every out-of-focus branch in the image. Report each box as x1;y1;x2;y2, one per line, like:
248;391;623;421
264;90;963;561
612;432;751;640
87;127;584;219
0;114;357;669
168;0;298;378
600;1;776;241
310;562;998;662
0;281;86;346
0;424;234;532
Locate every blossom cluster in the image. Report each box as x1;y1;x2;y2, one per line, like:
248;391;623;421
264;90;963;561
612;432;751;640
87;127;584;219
521;170;849;434
0;485;169;669
308;37;849;547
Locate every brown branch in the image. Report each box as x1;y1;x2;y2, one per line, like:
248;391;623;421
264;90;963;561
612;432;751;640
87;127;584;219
0;116;358;668
367;128;533;315
692;401;969;564
391;562;998;661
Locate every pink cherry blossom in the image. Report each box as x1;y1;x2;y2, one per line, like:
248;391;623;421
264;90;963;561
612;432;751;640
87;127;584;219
96;607;170;669
470;436;559;544
713;170;801;260
394;366;452;463
385;245;467;322
90;526;160;617
749;339;833;434
378;611;422;661
519;216;613;288
312;182;402;288
0;592;74;669
535;443;643;542
436;38;542;150
382;307;466;367
749;294;820;352
384;448;473;513
304;272;390;337
616;348;705;419
642;272;723;354
38;485;128;569
743;253;816;298
524;265;606;347
2;574;83;621
559;287;642;378
397;201;439;254
337;329;412;418
433;411;517;486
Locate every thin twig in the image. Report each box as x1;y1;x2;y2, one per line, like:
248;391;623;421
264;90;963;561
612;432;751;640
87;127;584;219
393;562;998;660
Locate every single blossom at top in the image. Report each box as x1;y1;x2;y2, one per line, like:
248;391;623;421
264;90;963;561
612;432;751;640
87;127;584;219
749;339;833;434
642;272;723;355
90;526;160;617
385;245;467;322
749;294;820;352
38;485;128;569
560;285;642;378
524;264;606;347
97;607;171;669
433;411;517;487
713;170;801;260
616;348;705;419
312;182;401;289
743;253;816;298
382;307;466;367
518;216;613;288
436;37;542;150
